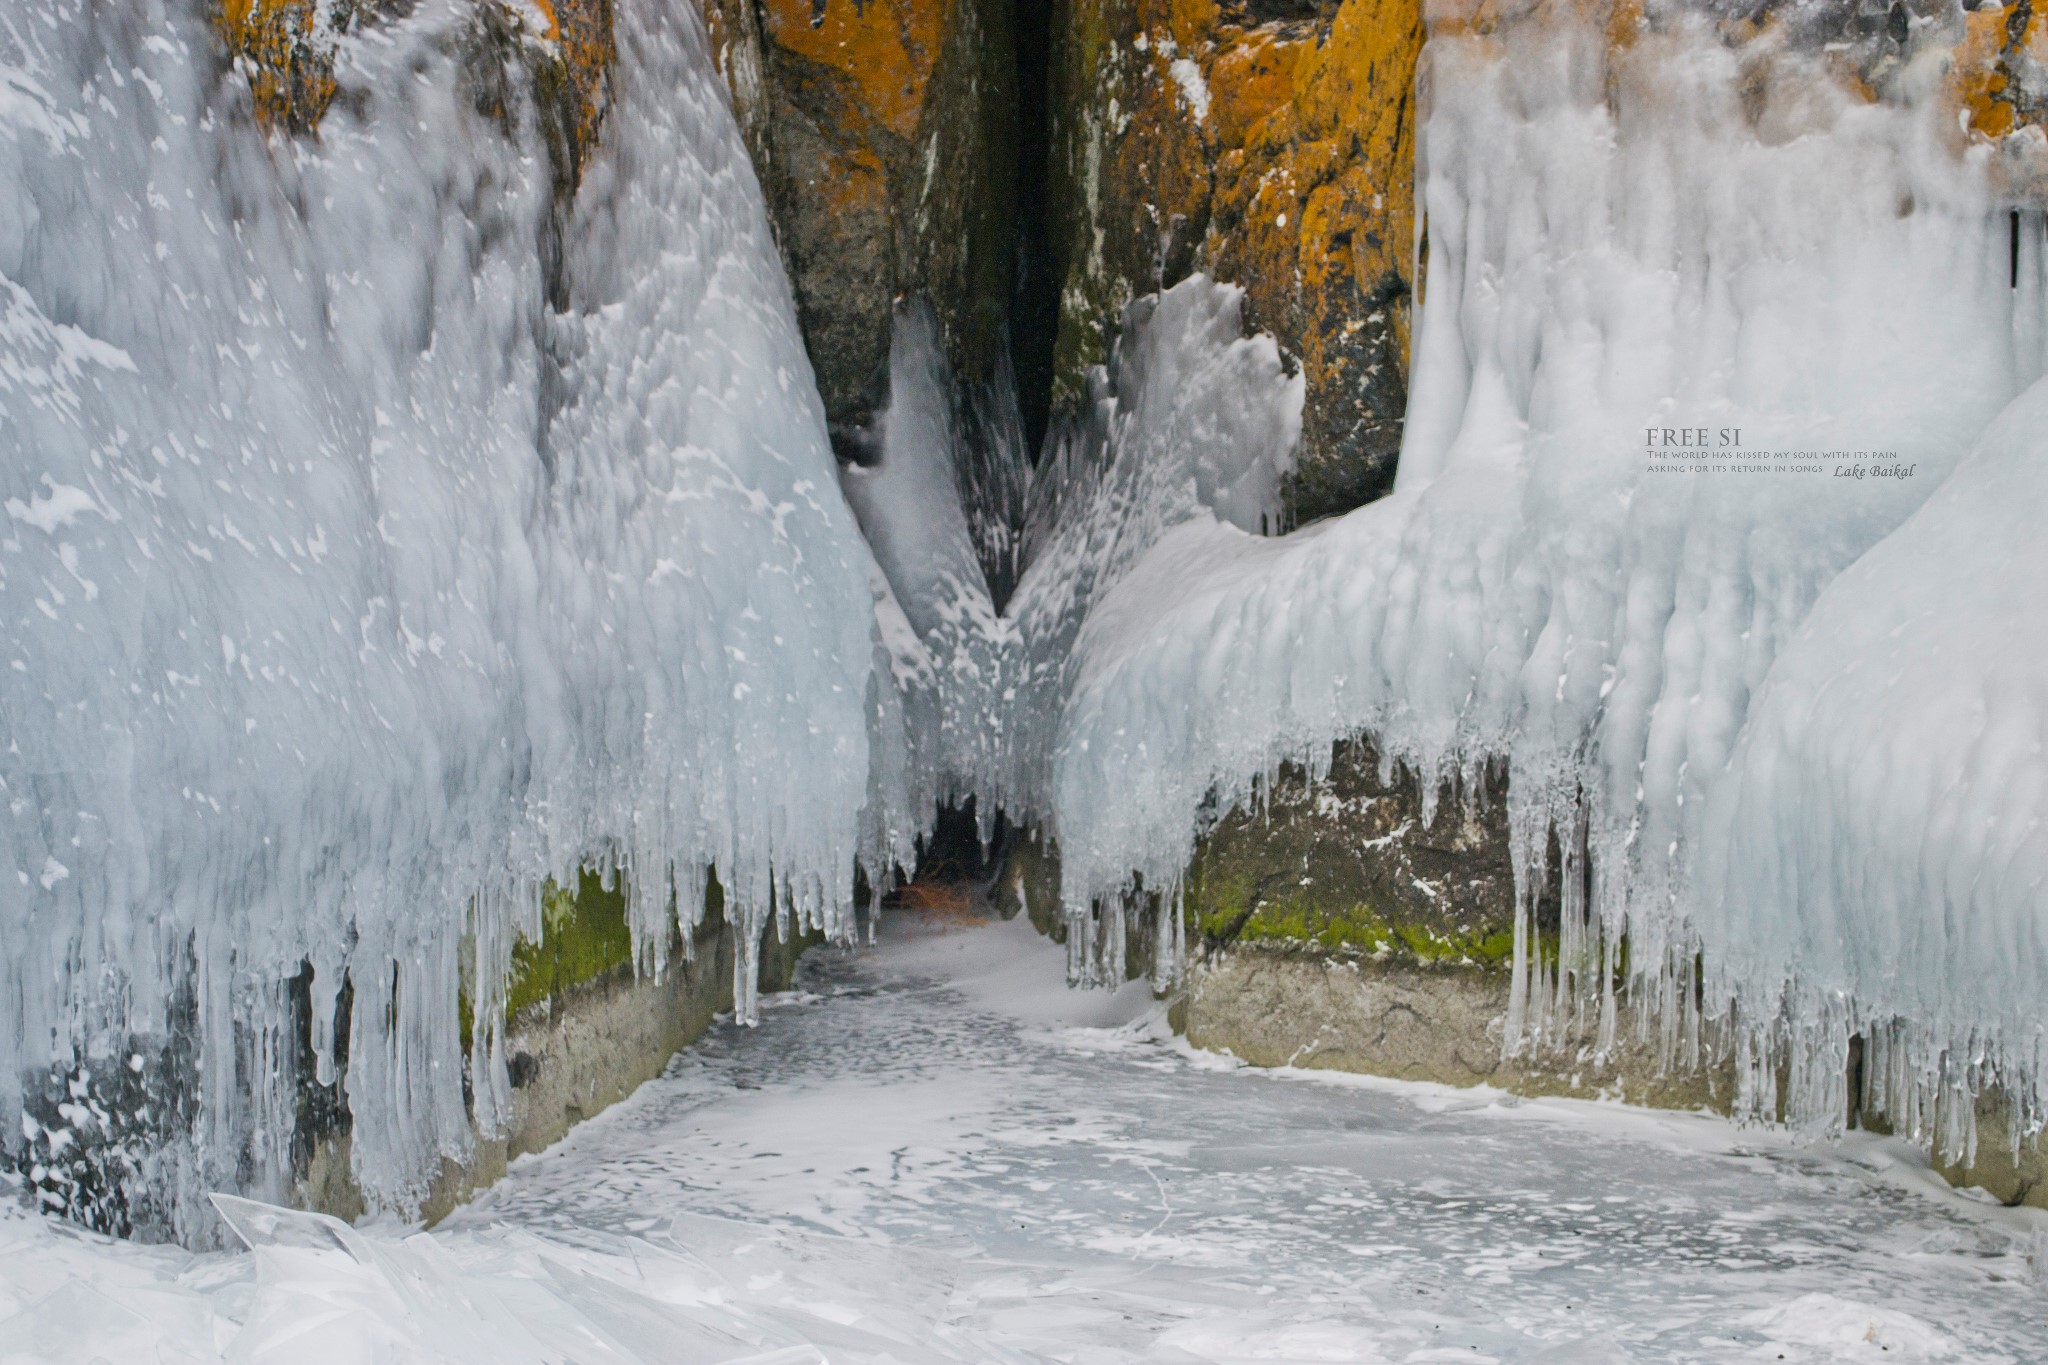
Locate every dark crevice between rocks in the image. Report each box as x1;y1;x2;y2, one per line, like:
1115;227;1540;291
943;0;1061;609
1008;0;1061;469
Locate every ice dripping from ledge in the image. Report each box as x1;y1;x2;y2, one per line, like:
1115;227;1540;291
0;0;873;1233
1042;19;2048;1154
1694;374;2048;1159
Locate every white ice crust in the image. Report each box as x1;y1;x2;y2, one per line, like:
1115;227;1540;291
0;0;873;1228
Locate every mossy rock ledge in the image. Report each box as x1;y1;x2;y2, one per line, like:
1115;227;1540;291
1128;736;1726;1110
298;868;823;1225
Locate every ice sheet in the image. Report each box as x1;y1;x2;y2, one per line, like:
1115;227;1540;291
5;911;2043;1363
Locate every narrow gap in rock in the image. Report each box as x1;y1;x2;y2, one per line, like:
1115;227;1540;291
1008;0;1060;467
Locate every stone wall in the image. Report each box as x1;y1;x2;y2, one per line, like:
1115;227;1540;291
1935;1100;2048;1208
698;0;1021;447
1184;949;1733;1111
1045;0;1423;523
1169;737;1726;1110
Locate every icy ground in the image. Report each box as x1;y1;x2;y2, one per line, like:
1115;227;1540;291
3;910;2046;1364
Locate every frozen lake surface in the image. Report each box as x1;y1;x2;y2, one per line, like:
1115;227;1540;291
3;908;2045;1363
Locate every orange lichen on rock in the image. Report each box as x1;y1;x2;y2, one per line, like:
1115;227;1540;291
1048;0;1426;519
1947;1;2048;142
757;0;949;143
530;0;617;158
1205;30;1297;152
214;0;614;177
1213;0;1425;519
213;0;336;134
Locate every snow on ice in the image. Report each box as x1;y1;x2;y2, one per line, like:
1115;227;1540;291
2;912;2045;1362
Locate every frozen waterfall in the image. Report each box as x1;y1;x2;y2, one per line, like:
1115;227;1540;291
0;0;878;1234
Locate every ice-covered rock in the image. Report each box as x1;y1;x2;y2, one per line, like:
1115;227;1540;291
0;0;874;1232
1040;14;2048;1154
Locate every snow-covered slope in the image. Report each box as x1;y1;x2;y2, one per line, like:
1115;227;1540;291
0;0;874;1232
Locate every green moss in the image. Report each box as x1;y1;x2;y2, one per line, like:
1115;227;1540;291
1199;889;1518;968
1177;736;1527;977
505;868;635;1022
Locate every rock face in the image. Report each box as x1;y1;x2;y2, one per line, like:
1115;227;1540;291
213;0;340;132
1175;738;1732;1107
1186;738;1516;965
214;0;615;194
1185;951;1735;1108
695;0;1422;520
1045;0;1423;523
698;0;1021;448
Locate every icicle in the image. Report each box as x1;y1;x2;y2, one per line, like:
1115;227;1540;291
1064;904;1092;987
1505;879;1533;1060
1153;880;1186;995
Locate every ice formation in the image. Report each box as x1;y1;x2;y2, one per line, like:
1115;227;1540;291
8;0;2048;1255
1040;18;2048;1152
1005;281;1301;980
0;0;876;1233
1694;377;2048;1156
845;276;1300;888
840;302;1014;845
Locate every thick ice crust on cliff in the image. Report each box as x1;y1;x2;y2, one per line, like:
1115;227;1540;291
1048;22;2048;1145
1695;376;2048;1153
0;0;872;1231
1006;280;1301;828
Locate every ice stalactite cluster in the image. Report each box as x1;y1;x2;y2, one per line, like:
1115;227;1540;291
1694;378;2048;1161
1036;17;2048;1156
0;0;875;1234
